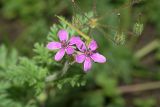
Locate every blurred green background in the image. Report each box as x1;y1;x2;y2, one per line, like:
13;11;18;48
0;0;160;107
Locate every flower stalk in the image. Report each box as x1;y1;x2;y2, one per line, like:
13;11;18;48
56;15;91;41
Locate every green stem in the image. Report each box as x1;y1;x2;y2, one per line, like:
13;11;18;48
56;15;91;41
45;61;70;82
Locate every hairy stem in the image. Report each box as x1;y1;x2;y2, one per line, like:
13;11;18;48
56;15;91;41
45;61;70;82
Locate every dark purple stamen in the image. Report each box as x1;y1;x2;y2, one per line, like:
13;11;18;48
80;44;83;49
84;50;93;57
61;40;68;48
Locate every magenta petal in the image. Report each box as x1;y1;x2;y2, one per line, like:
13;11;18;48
88;40;98;51
76;54;85;63
69;36;81;45
84;57;92;72
54;48;65;61
66;46;74;55
76;38;86;52
47;42;61;50
58;29;68;41
91;53;106;63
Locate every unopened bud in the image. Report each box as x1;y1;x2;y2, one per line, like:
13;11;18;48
89;18;98;29
114;32;126;45
133;22;143;36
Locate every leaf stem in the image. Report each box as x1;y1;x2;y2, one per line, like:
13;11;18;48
45;61;70;82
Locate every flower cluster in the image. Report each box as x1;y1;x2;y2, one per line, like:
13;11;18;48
47;29;106;72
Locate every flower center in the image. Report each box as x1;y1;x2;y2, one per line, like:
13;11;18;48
61;40;68;48
84;50;93;57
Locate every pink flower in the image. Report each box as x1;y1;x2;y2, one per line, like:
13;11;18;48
75;39;106;72
47;29;79;61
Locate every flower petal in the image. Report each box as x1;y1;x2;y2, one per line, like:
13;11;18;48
69;36;81;45
58;29;68;41
66;46;74;55
84;57;92;72
88;40;98;51
54;48;65;61
76;38;86;52
90;53;106;63
76;54;85;63
47;42;61;50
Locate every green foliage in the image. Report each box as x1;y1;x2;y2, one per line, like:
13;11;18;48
1;0;70;54
0;10;131;106
1;0;45;20
0;46;47;94
44;16;89;88
73;91;104;107
55;74;86;89
72;12;94;33
1;0;160;107
1;0;70;21
7;58;47;93
0;45;38;107
14;20;49;54
144;0;160;28
33;43;52;65
0;45;18;69
95;72;119;96
134;98;156;107
136;0;160;35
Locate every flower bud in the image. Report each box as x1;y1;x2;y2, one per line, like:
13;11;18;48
133;22;143;36
114;32;126;45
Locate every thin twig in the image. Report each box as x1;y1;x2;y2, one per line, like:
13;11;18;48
119;81;160;94
78;81;160;96
134;40;160;59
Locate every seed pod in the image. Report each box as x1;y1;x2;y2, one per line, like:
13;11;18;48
114;32;126;45
133;22;143;36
